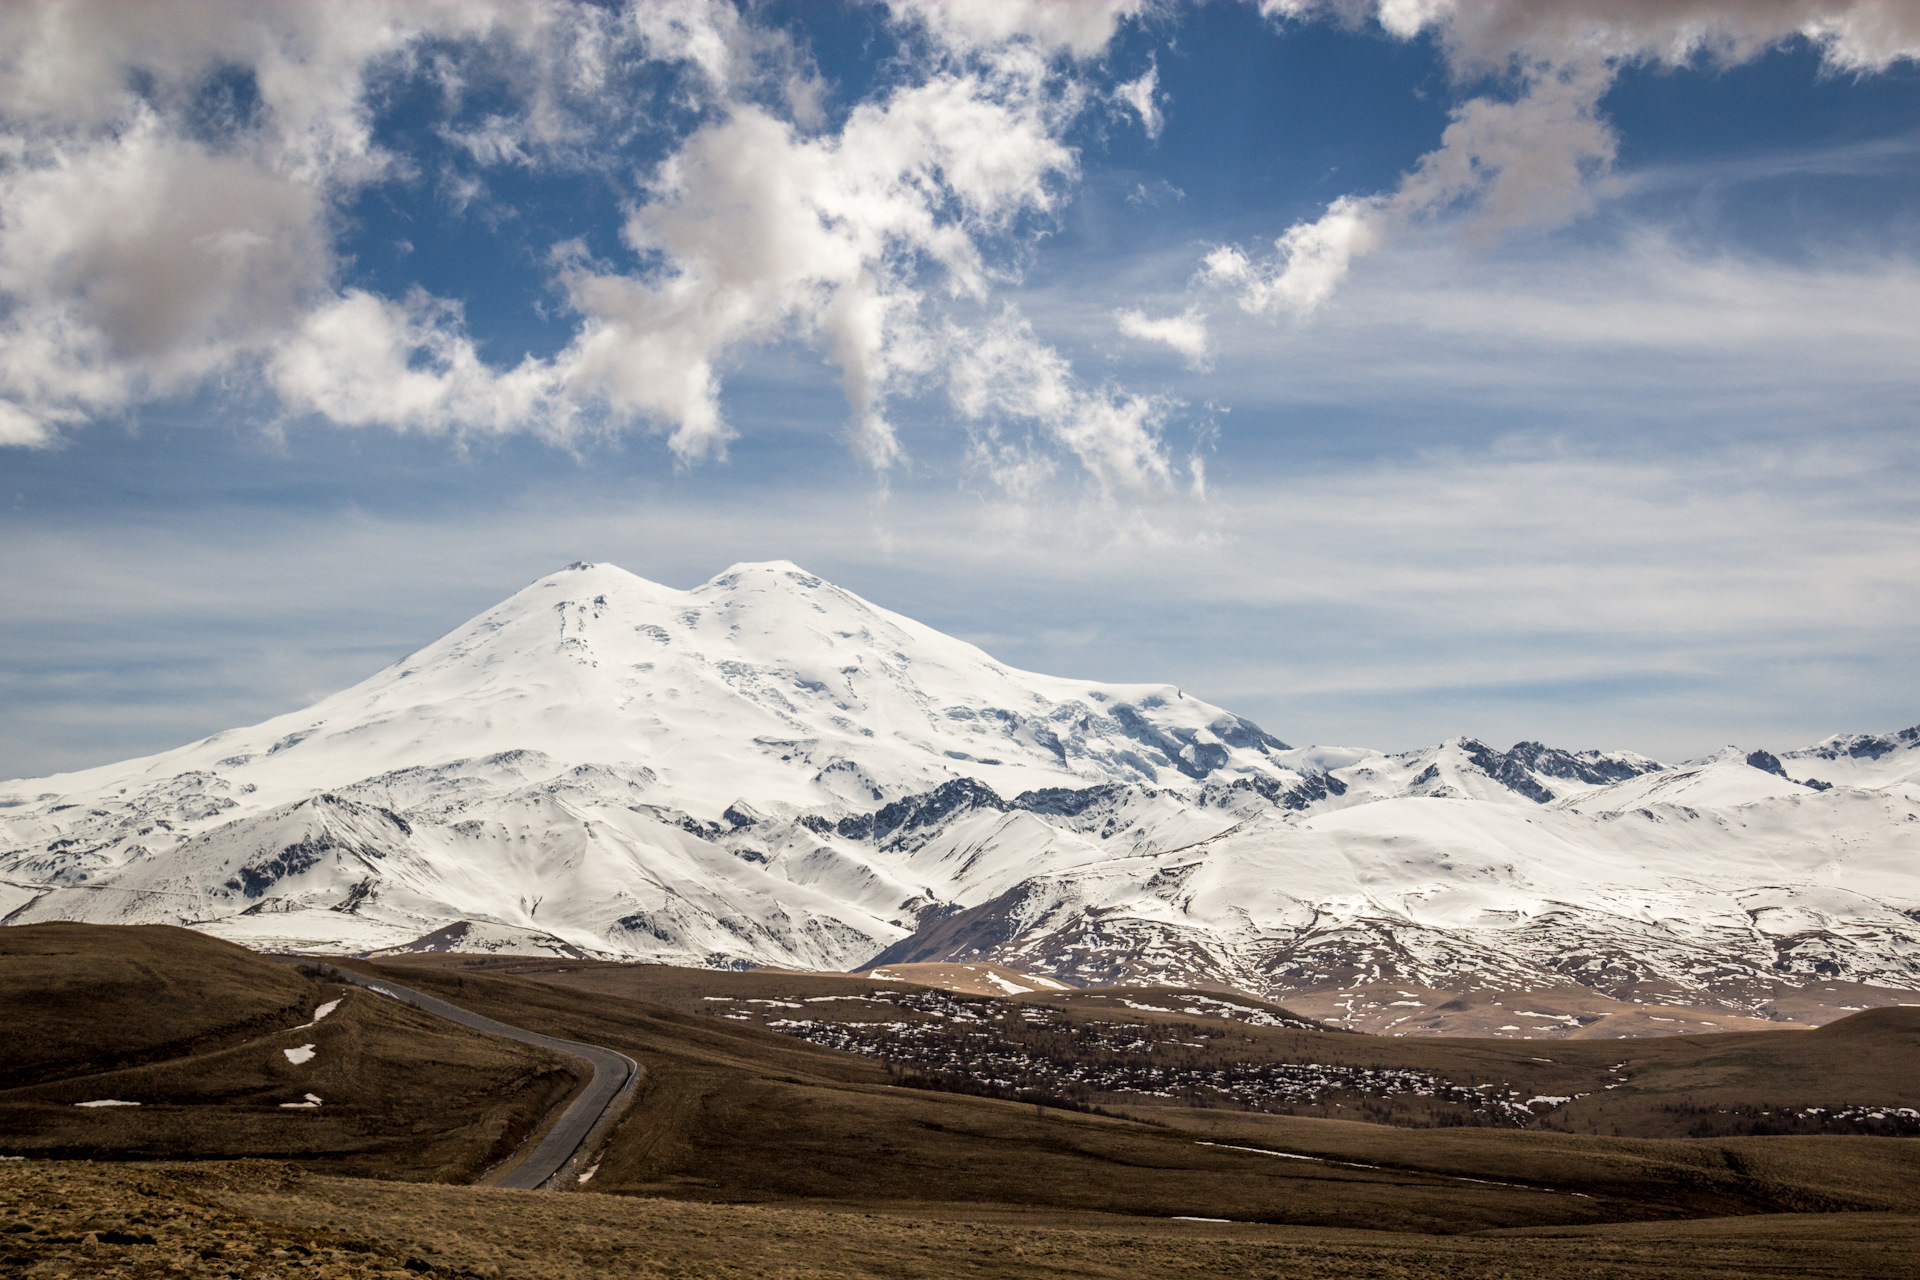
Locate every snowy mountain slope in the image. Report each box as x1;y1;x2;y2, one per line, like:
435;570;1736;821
858;772;1920;1000
1785;726;1920;790
1;561;1294;821
0;562;1309;958
3;560;1917;1031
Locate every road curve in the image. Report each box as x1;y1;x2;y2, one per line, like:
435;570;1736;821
305;962;638;1190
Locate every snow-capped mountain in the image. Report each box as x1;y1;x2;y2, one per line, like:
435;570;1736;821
4;561;1918;1031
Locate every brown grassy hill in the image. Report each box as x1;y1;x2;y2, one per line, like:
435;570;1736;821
472;956;1920;1138
6;1159;1920;1280
7;927;1918;1250
0;922;317;1088
334;954;1920;1234
0;924;580;1181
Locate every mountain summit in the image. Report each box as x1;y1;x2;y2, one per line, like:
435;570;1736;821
19;561;1291;821
3;563;1918;1032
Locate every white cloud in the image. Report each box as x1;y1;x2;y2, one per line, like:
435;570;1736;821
268;290;567;439
1263;0;1920;68
1226;0;1920;316
1192;228;1920;433
1112;63;1162;138
1396;1;1920;71
1115;305;1210;369
0;110;332;406
0;0;1164;498
948;309;1176;496
0;0;607;441
1210;60;1613;316
886;0;1156;59
1204;193;1386;316
555;55;1079;465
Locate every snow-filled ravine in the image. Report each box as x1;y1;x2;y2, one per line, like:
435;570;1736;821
3;561;1918;1020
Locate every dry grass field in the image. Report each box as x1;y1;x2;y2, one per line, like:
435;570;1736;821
5;925;1920;1278
0;925;580;1181
320;954;1920;1230
413;953;1920;1139
4;1159;1919;1280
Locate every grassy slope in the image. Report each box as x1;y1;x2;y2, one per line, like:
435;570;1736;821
0;922;317;1088
6;926;1917;1251
347;954;1920;1233
6;1161;1920;1280
436;956;1920;1137
0;924;581;1181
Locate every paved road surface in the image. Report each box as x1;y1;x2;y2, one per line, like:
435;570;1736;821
306;962;638;1190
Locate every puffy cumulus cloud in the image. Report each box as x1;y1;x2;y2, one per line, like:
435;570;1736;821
1115;305;1211;369
268;290;567;439
0;111;332;420
1204;193;1386;315
0;0;1172;498
949;309;1177;497
554;53;1081;466
1225;0;1920;315
886;0;1158;59
0;0;621;441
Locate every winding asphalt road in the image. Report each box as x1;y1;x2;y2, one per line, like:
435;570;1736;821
306;963;638;1190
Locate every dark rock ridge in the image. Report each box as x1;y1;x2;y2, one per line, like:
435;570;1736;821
1795;725;1920;762
1458;739;1666;805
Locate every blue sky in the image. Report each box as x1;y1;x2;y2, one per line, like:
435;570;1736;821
3;0;1919;778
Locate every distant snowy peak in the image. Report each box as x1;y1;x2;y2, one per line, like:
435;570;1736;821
0;560;1302;820
1300;736;1667;809
1783;726;1920;792
1793;725;1920;762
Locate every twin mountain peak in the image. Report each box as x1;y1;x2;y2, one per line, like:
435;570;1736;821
3;561;1917;1030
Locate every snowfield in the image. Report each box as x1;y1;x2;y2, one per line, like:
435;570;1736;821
2;560;1917;1021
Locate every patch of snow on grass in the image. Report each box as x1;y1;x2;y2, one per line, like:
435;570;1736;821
279;1094;323;1109
293;998;343;1030
74;1100;140;1108
985;972;1033;995
284;1044;317;1064
1197;1141;1316;1161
